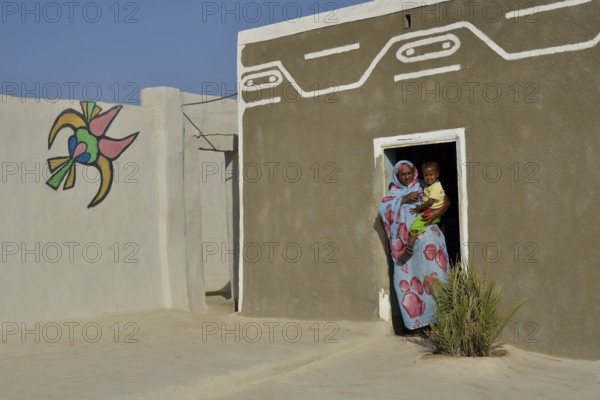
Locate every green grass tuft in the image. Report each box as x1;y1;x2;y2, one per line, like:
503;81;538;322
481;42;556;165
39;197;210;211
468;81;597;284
425;259;523;357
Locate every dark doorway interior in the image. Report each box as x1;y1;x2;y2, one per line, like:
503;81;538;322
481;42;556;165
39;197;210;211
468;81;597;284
383;142;461;334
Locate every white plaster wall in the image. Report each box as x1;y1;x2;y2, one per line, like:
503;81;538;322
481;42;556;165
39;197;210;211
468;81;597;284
141;88;189;311
181;93;238;301
183;131;207;312
181;92;237;139
197;150;231;293
0;87;190;322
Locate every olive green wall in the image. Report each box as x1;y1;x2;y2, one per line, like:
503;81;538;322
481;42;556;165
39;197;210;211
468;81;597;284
239;0;600;358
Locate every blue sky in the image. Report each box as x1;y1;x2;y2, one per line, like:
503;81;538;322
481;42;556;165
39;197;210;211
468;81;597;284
0;0;367;104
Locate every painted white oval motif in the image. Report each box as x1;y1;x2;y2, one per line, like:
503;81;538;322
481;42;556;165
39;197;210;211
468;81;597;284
396;34;461;63
241;70;283;92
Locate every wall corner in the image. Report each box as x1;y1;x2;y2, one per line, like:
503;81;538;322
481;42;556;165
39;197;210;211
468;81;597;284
141;86;190;311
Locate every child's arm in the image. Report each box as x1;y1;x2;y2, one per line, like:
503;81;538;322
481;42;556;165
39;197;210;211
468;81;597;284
422;196;450;223
417;198;434;211
410;198;434;214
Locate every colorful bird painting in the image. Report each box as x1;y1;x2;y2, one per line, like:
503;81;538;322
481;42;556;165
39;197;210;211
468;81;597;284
46;101;139;208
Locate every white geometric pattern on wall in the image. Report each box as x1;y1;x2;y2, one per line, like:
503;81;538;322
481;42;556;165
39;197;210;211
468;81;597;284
241;20;599;108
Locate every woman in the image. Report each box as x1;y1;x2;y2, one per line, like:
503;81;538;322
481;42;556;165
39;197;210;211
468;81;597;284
379;160;450;331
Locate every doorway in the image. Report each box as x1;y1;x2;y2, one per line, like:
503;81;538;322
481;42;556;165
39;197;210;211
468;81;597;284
383;143;460;262
373;128;469;328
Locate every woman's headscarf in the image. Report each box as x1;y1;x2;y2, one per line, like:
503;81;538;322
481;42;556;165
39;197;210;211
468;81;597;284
389;160;420;192
379;160;423;262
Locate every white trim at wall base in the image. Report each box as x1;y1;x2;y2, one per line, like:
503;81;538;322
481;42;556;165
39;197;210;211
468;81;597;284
373;127;469;322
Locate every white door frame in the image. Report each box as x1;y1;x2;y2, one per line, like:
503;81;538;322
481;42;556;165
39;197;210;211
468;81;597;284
373;127;469;321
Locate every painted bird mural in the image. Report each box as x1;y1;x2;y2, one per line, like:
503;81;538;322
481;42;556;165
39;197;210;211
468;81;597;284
46;101;139;208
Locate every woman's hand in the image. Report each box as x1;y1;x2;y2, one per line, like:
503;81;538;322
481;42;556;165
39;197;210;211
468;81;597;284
422;207;443;223
422;196;450;224
401;192;419;204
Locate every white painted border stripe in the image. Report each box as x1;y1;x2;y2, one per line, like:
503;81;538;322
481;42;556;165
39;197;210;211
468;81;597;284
237;44;245;312
239;0;450;45
505;0;591;19
244;97;282;108
393;64;461;82
304;43;360;60
241;22;600;102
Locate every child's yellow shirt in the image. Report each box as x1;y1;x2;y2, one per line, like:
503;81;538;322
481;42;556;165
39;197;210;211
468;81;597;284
424;181;445;209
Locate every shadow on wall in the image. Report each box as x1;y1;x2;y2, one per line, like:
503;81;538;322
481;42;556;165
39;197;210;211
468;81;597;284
204;150;240;311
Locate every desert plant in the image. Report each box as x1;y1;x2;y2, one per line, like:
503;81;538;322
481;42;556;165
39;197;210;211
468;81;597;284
425;259;523;357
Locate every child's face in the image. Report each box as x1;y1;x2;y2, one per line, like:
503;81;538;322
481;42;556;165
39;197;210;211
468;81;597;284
422;167;439;185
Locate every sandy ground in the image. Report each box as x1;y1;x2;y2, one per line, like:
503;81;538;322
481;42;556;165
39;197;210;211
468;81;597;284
1;309;598;399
